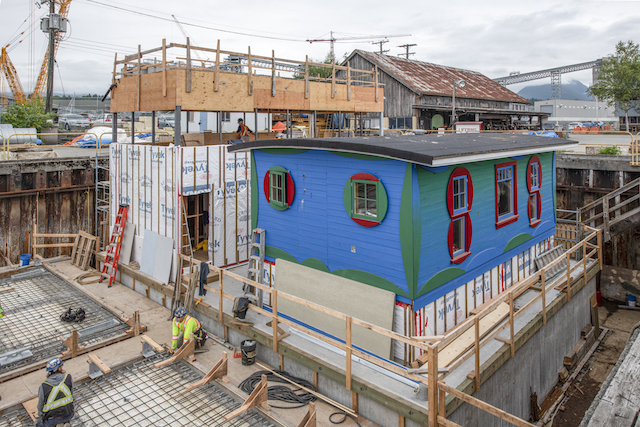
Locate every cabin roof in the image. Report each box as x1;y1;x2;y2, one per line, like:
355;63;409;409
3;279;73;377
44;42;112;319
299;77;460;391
227;133;577;167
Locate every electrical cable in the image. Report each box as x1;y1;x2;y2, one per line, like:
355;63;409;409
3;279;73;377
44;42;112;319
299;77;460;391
329;411;362;427
239;370;317;409
76;271;102;285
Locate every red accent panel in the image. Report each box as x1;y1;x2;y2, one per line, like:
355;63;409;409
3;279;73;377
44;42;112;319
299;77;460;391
286;173;295;206
451;251;471;264
494;161;518;228
351;172;379;182
526;156;542;226
351;217;379;227
465;212;473;252
263;171;270;203
526;155;542;192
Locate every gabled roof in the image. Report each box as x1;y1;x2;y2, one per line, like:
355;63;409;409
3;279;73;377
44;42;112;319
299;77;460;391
228;133;576;167
345;50;531;105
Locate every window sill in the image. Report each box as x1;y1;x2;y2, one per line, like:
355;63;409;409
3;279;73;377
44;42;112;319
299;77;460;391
529;219;541;228
350;216;380;227
496;214;519;229
450;251;471;264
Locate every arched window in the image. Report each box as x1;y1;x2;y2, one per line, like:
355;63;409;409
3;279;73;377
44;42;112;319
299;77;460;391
447;167;473;264
263;166;294;211
343;173;388;227
527;156;542;227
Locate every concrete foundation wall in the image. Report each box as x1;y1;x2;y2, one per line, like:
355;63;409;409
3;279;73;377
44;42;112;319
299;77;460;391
449;276;596;426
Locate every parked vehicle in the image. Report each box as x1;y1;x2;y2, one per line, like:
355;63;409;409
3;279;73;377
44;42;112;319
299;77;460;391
97;113;124;125
567;122;583;130
158;115;175;128
58;114;91;131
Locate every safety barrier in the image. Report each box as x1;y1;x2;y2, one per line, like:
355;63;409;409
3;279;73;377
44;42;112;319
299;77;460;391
174;225;602;427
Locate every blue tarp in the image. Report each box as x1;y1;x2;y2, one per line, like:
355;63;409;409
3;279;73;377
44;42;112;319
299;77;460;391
528;131;559;138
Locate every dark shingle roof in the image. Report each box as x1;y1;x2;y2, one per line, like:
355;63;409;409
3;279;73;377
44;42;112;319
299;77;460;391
347;50;531;105
228;134;576;167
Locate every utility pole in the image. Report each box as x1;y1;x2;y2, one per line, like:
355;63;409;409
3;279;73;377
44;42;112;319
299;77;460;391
372;40;389;55
397;44;417;59
45;0;55;113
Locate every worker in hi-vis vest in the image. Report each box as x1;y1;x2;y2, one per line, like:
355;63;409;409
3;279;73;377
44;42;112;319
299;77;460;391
36;357;74;427
236;118;253;140
170;306;207;354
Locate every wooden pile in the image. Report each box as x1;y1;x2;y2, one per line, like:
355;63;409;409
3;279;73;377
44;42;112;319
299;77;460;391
560;324;596;381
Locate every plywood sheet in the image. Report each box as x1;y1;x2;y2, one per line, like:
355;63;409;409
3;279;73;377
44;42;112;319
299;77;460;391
140;230;174;284
275;259;395;359
177;71;254;112
120;222;136;265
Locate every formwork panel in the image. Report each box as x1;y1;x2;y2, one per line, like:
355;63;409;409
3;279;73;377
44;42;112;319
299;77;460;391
0;268;129;374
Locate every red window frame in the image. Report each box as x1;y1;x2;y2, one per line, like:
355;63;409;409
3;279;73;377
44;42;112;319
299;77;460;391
447;167;473;264
526;155;542;227
494;160;519;229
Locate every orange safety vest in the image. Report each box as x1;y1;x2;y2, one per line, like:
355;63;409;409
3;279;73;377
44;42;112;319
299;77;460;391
238;123;250;137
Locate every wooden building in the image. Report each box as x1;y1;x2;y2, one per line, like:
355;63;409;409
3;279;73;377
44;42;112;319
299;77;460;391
229;133;576;362
342;50;545;130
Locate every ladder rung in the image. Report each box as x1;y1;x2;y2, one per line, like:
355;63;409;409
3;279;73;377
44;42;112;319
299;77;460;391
104;262;113;269
248;268;260;274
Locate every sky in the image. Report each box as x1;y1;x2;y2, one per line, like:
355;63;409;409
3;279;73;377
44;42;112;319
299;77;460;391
1;0;639;97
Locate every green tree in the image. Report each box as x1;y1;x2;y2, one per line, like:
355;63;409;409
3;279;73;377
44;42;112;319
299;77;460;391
588;40;640;132
0;98;55;132
294;51;335;80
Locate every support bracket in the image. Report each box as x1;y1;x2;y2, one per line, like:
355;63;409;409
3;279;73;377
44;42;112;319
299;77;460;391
185;351;228;391
124;310;147;336
140;335;164;358
60;329;85;358
224;374;270;421
298;401;316;427
87;353;111;379
154;339;195;368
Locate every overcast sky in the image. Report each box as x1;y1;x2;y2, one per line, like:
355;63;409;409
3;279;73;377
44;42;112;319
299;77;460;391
1;0;638;97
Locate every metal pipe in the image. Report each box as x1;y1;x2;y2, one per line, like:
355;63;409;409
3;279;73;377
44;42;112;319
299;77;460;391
151;111;156;146
175;106;182;146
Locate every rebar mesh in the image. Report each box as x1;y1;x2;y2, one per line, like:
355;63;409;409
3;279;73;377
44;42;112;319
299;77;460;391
0;268;129;374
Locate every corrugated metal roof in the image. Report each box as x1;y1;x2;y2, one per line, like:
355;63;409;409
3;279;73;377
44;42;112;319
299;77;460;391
350;50;531;105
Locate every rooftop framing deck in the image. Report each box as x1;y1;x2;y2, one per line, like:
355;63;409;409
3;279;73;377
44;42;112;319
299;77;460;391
109;40;384;114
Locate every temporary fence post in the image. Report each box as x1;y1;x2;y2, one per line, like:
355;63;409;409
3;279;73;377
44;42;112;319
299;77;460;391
566;252;572;301
474;316;480;391
541;271;546;325
218;272;224;325
272;290;279;353
428;345;438;427
509;293;515;357
346;316;352;391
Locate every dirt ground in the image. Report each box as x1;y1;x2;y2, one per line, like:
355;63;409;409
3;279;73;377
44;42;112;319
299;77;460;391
551;299;640;426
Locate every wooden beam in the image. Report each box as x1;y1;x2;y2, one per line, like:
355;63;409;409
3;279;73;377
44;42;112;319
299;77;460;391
304;55;310;99
347;61;351;101
247;46;253;96
272;289;279;353
331;58;336;99
541;271;547;325
214;39;220;92
154;339;195;368
125;310;145;336
185;352;228;391
0;286;15;293
22;397;38;422
374;66;379;102
186;37;192;93
140;335;164;353
162;38;167;97
87;353;111;374
352;390;358;413
474;316;480;391
271;50;276;97
346;316;352;391
438;381;536;427
224;374;269;421
437;415;463;427
112;53;118;85
60;329;85;358
509;293;515;357
137;44;141;111
428;346;438;427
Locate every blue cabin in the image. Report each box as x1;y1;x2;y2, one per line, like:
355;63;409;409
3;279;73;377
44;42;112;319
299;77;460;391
229;134;576;361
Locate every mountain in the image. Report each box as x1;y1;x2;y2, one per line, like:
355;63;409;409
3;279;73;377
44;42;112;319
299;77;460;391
517;80;592;101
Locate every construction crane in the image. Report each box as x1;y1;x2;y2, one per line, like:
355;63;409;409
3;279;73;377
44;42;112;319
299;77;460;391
32;0;72;99
172;15;206;61
307;31;411;59
0;46;27;104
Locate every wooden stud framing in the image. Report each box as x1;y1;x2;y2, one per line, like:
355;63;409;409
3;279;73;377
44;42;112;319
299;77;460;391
112;53;117;85
297;401;316;427
439;388;446;418
185;352;228;391
218;273;224;325
347;61;351;101
154;339;195;368
541;271;546;325
374;65;379;102
186;37;192;93
428;345;438;427
346;316;352;391
272;289;279;352
304;55;310;99
352;390;358;413
566;252;572;301
399;414;405;427
509;293;515;357
137;45;141;111
224;374;269;421
247;46;253;96
162;39;167;97
312;370;318;390
271;50;276;97
60;329;85;358
124;310;146;336
331;58;336;99
214;40;220;92
474;317;480;390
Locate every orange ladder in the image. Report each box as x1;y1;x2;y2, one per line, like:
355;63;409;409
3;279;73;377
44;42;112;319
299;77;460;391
99;204;129;287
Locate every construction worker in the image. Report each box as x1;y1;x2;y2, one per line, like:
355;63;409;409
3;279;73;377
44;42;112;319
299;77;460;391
35;357;74;427
170;306;207;354
236;118;253;140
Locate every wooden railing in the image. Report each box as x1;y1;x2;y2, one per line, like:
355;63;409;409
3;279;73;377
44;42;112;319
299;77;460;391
32;224;77;258
179;226;602;427
578;176;640;242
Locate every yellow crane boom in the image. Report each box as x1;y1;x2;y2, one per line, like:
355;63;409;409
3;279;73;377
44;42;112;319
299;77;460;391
32;0;72;99
0;46;27;104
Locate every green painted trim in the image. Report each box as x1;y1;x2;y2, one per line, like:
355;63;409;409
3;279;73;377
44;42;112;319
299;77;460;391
342;178;388;224
265;246;298;264
258;148;308;155
418;267;465;297
332;269;411;298
503;233;533;253
329;151;388;161
264;246;410;298
301;258;330;272
400;163;419;298
250;153;258;231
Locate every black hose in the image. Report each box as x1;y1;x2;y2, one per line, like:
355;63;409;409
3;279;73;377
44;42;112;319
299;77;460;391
239;370;317;409
329;411;362;427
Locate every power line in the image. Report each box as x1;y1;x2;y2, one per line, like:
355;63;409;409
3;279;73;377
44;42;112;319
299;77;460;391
82;0;309;42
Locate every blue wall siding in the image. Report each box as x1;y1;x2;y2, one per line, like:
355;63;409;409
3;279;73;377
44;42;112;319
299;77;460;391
254;150;410;295
415;153;555;307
